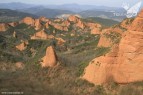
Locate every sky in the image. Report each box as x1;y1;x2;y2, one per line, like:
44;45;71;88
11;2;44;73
0;0;141;7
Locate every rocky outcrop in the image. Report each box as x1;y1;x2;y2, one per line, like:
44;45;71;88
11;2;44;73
52;24;68;31
15;62;25;69
55;38;66;45
129;9;143;32
0;23;8;32
98;29;122;47
61;20;70;27
120;18;133;30
41;46;58;67
31;29;50;40
82;45;118;85
68;15;79;23
13;31;17;38
114;31;143;83
83;10;143;85
68;15;85;29
97;34;112;47
22;17;35;26
82;31;143;85
91;28;100;34
34;19;42;30
8;22;18;27
86;23;101;29
40;16;50;22
76;20;85;29
45;22;50;29
54;18;64;22
16;41;28;51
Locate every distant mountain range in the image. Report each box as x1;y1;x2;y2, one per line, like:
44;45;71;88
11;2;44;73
0;2;123;12
0;2;142;21
20;7;75;18
19;6;125;21
0;2;35;10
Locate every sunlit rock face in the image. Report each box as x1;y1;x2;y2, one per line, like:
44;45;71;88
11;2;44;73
82;9;143;85
68;15;85;29
30;29;50;40
83;31;143;85
41;46;58;67
22;17;35;26
129;9;143;32
114;31;143;83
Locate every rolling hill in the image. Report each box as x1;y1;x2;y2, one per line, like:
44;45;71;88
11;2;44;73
20;7;75;18
0;9;38;22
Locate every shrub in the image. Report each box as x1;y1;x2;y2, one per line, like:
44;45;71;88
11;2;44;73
119;86;142;95
92;85;107;95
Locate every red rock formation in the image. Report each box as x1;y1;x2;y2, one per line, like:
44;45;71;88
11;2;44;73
119;18;133;30
83;31;143;85
114;31;143;83
45;21;51;29
34;19;42;30
54;18;64;22
31;29;49;40
61;20;70;27
68;15;79;23
8;22;18;27
55;38;66;45
22;17;35;26
82;45;118;85
68;15;85;29
51;23;68;31
41;46;58;67
86;23;101;29
83;9;143;84
97;34;112;47
0;23;8;32
129;9;143;32
91;28;100;34
76;20;85;29
16;41;28;51
40;16;50;22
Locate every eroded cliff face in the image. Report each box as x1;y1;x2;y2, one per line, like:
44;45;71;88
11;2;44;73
97;30;121;47
83;30;143;85
114;31;143;83
82;45;118;85
82;9;143;85
129;9;143;32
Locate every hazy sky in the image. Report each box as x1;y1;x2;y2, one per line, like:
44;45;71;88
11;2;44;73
0;0;141;7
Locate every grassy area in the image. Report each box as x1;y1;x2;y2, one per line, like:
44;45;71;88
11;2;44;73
83;17;119;27
104;32;121;44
